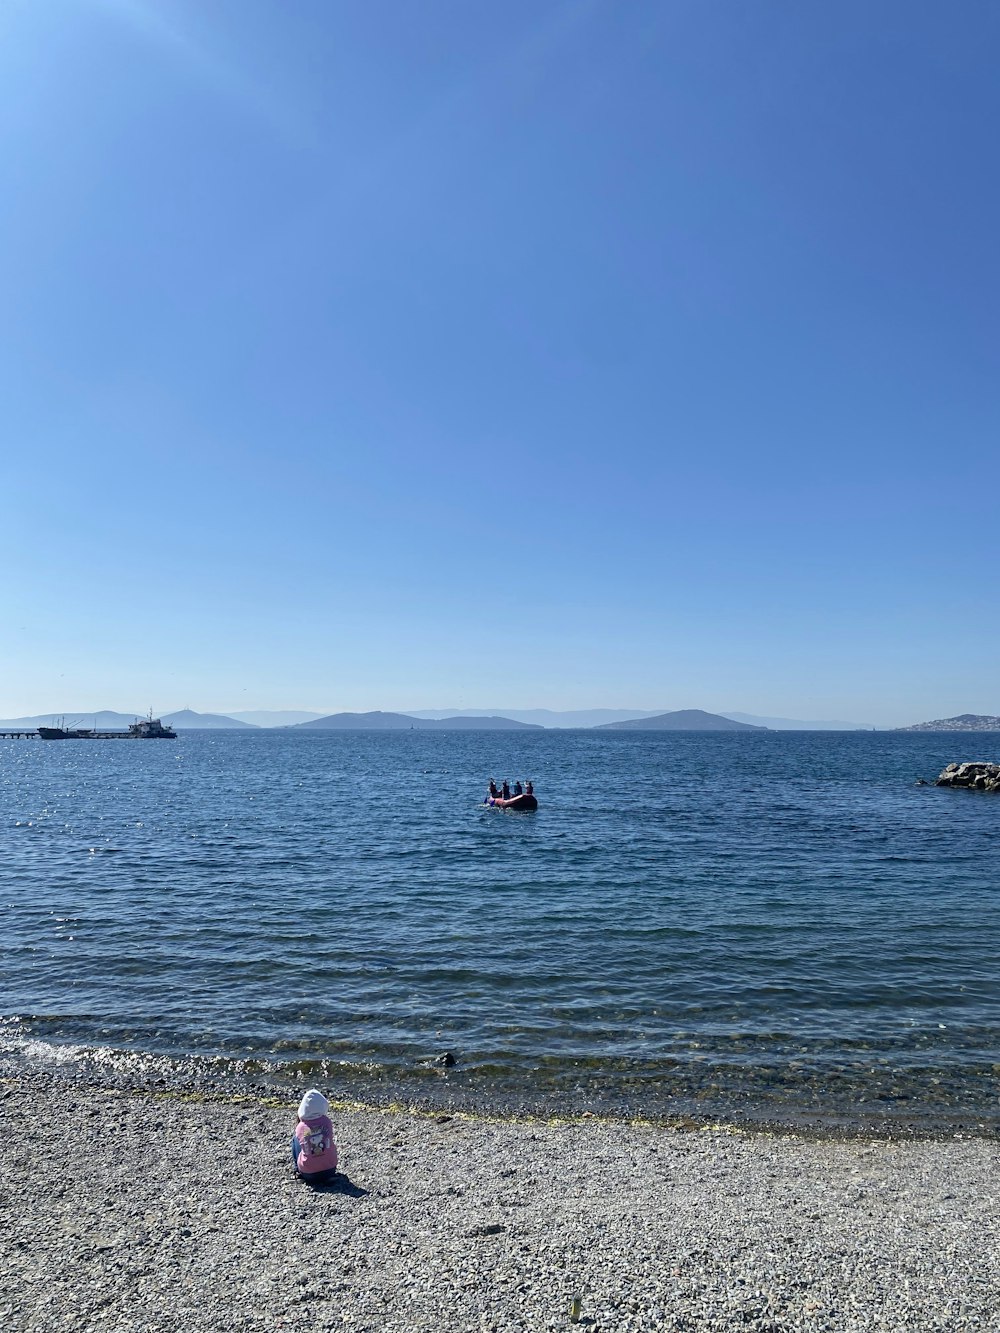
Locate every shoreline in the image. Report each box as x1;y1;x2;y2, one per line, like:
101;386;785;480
3;1037;998;1142
2;1070;998;1331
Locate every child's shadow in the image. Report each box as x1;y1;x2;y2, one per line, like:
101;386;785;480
303;1171;367;1198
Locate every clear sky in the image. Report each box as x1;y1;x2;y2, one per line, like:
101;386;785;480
2;1;997;725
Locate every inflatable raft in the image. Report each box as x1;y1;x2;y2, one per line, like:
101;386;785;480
488;793;538;812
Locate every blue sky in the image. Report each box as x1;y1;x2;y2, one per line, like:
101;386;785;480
2;1;997;725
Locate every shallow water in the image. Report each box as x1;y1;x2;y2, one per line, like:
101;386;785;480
2;729;998;1127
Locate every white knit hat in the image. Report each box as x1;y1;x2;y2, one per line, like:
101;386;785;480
298;1088;329;1120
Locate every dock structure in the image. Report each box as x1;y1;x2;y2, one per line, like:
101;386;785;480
0;730;148;740
1;713;176;741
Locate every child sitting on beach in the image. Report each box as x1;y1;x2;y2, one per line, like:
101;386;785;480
291;1089;339;1182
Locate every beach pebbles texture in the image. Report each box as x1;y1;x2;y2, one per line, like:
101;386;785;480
1;1076;998;1332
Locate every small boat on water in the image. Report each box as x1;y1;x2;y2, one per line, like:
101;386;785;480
489;793;538;811
484;778;537;811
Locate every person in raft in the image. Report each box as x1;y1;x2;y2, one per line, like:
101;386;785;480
291;1089;339;1182
501;780;511;800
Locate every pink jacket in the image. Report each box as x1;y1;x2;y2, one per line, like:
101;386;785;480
293;1114;338;1175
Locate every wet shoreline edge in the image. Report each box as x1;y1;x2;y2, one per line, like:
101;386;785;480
6;1055;998;1143
4;1066;1000;1331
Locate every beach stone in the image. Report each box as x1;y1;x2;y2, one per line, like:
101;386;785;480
3;1073;1000;1333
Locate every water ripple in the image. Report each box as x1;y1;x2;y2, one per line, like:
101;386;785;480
2;729;998;1125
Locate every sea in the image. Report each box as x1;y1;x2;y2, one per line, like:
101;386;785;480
2;729;998;1132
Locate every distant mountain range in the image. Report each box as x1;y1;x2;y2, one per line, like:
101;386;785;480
408;707;871;730
596;709;765;731
407;708;668;729
0;710;176;730
227;710;322;728
720;711;872;731
0;709;257;730
5;705;981;732
162;709;257;729
896;714;1000;732
296;711;541;730
0;710;141;730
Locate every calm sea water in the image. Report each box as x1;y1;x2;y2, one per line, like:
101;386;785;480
2;730;998;1129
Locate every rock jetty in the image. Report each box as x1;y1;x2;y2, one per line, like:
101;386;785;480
935;761;1000;791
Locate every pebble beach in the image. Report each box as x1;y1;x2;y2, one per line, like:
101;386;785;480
2;1073;998;1333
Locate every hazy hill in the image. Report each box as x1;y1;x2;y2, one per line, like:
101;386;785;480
409;708;664;728
0;708;256;730
297;711;538;730
721;711;872;730
410;707;868;729
896;713;1000;732
161;709;256;729
299;711;432;729
228;710;322;728
430;715;541;730
597;709;766;731
0;710;141;730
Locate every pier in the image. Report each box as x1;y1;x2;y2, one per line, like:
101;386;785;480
2;712;175;741
0;730;140;740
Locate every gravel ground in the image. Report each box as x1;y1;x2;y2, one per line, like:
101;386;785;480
1;1073;998;1332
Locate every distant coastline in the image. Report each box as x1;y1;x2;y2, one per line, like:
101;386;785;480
894;714;1000;733
3;706;997;732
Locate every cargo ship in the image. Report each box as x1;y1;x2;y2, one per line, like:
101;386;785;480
128;713;176;739
35;711;176;740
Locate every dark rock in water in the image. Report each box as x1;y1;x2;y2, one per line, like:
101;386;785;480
418;1050;458;1070
935;761;1000;792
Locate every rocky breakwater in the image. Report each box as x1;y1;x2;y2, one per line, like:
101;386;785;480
935;761;1000;791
